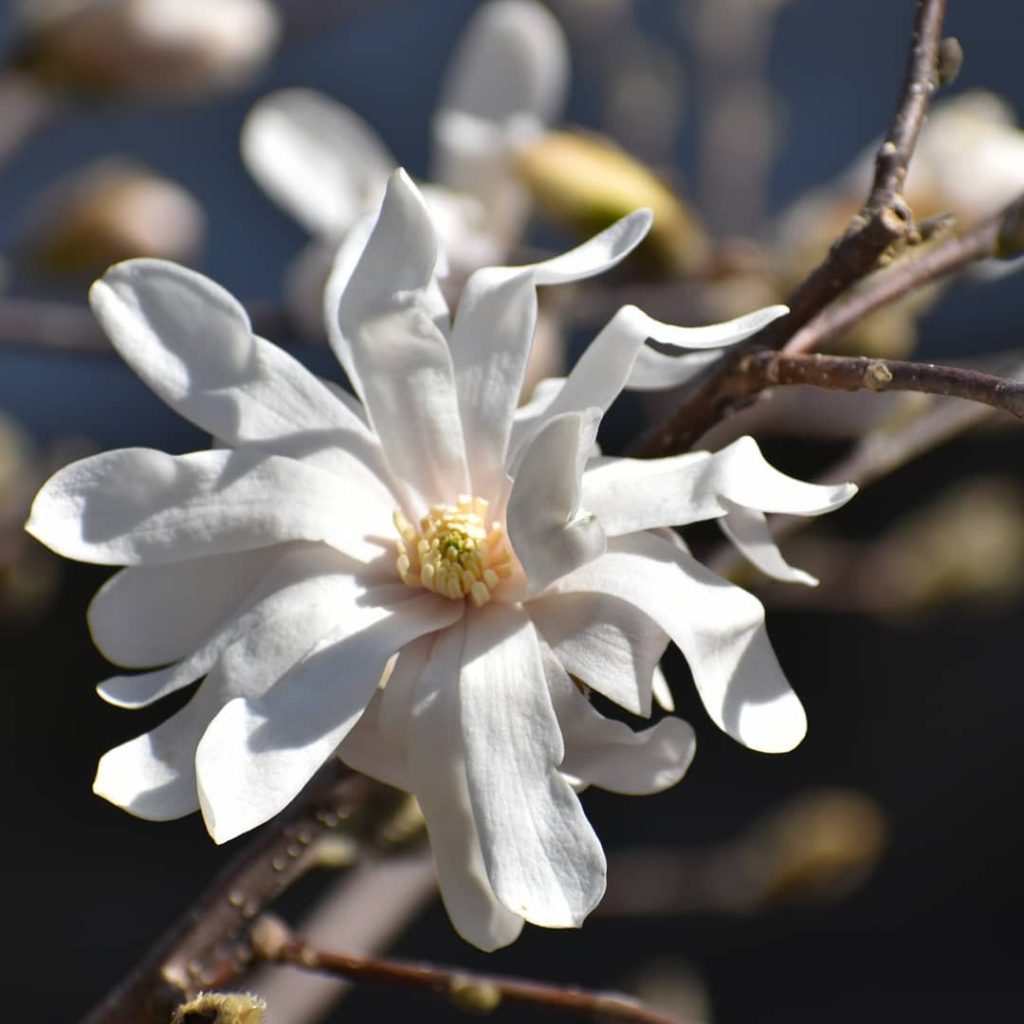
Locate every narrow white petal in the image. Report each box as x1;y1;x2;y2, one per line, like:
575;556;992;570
529;590;668;716
719;501;819;586
542;647;695;795
196;592;463;844
626;304;789;391
448;212;650;499
87;548;280;668
460;604;606;928
549;533;807;753
93;572;360;822
329;170;469;511
408;618;525;951
26;447;391;566
241;88;394;237
93;681;217;820
90;260;384;476
97;547;381;708
708;436;857;514
507;410;606;594
582;436;856;536
447;269;537;500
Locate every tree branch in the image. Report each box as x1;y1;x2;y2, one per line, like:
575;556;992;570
742;351;1024;420
784;193;1024;355
251;917;694;1024
634;0;949;456
79;765;398;1024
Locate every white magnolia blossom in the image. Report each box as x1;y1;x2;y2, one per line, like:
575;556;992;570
27;170;854;950
241;0;569;328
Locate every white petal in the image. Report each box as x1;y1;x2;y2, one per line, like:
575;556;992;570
329;170;468;511
449;212;650;500
338;635;434;791
90;260;384;477
704;437;857;514
93;570;357;822
549;533;807;753
87;548;280;668
241;88;394;237
98;547;380;708
435;0;569;130
448;269;538;500
626;304;789;391
542;647;695;795
26;447;391;566
94;679;219;821
582;436;856;536
196;592;462;844
408;618;525;950
507;410;606;594
528;590;668;716
460;604;606;927
719;501;819;586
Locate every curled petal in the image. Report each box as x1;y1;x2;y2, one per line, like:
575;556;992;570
582;435;855;536
719;501;818;586
542;647;695;795
549;533;807;754
529;590;668;717
627;304;789;391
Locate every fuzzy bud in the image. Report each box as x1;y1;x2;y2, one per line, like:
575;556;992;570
171;992;266;1024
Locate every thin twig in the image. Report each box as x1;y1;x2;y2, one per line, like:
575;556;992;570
742;351;1024;420
634;0;948;456
79;764;388;1024
784;194;1024;355
251;917;693;1024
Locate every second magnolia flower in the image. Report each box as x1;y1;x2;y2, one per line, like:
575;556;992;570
27;170;854;949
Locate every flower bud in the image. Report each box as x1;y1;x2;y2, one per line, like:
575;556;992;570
515;129;710;275
171;992;266;1024
14;0;280;102
19;159;205;278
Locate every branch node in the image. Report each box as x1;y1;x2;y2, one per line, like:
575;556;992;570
865;360;895;390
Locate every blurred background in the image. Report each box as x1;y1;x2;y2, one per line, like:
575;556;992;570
2;1;1023;1021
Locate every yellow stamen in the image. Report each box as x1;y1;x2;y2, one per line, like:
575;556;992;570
393;498;512;605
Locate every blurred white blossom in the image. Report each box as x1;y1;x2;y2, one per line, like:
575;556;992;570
241;0;569;335
26;172;853;949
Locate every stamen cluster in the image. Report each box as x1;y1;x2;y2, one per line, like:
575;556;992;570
394;495;512;606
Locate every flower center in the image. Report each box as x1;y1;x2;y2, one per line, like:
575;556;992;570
393;495;512;606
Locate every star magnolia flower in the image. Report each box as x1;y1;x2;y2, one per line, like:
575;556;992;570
26;170;855;950
241;0;568;328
